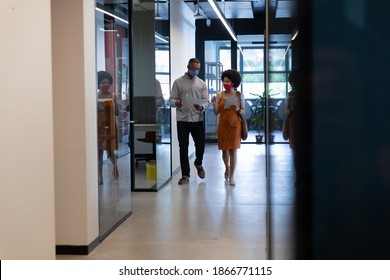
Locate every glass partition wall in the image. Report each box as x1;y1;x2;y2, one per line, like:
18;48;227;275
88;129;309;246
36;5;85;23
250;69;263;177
266;3;298;260
203;37;291;144
95;0;132;238
94;0;171;239
196;1;298;259
155;0;171;189
131;0;171;191
204;40;231;140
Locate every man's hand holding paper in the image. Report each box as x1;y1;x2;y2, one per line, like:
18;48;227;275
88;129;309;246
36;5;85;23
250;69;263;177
186;95;209;106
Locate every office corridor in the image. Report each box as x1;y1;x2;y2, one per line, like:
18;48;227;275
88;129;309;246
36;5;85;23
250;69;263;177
57;143;296;260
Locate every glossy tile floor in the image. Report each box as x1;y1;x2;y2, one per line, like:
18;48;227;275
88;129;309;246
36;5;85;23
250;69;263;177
57;141;296;260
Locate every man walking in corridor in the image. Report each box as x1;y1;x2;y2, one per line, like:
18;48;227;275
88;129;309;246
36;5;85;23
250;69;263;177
169;58;209;185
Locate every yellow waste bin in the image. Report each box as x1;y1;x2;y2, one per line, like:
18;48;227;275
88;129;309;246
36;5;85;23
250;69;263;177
146;160;156;180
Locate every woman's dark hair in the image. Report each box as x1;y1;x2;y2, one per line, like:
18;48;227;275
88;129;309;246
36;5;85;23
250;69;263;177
288;69;299;85
98;71;113;85
221;69;241;87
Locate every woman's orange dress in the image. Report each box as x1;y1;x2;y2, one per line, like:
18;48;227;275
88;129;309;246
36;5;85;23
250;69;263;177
217;91;241;150
98;92;118;151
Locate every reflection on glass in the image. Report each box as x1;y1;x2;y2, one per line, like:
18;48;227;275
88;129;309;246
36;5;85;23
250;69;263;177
97;71;119;185
235;38;292;143
155;0;171;190
132;0;171;191
95;1;131;237
204;40;231;140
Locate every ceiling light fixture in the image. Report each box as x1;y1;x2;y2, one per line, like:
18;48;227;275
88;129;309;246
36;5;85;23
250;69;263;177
155;33;169;43
279;43;291;67
238;44;249;66
291;29;299;40
99;28;118;32
279;29;298;66
95;7;128;24
194;0;202;17
208;0;237;41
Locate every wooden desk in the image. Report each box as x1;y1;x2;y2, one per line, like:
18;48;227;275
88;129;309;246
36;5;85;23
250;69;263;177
134;124;156;166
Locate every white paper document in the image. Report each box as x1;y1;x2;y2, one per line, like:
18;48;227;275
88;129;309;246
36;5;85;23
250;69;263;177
185;95;209;106
223;96;238;109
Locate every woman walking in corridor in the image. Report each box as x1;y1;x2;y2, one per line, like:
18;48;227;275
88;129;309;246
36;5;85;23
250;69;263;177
211;69;245;186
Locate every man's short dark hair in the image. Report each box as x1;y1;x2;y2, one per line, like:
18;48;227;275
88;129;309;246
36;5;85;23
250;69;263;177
188;58;201;66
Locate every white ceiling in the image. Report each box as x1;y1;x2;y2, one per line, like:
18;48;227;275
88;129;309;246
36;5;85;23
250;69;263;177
97;0;296;20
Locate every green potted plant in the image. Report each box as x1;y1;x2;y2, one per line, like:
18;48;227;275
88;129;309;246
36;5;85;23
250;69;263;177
249;91;278;143
249;92;265;143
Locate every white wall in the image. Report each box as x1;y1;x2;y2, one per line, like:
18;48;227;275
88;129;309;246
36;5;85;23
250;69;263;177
170;0;197;173
0;0;56;259
52;0;99;246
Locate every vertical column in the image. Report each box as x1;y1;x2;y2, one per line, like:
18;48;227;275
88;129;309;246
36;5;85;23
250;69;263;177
52;0;99;252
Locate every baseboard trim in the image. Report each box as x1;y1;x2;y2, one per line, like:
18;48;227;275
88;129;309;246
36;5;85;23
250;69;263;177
56;211;133;255
56;237;100;255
